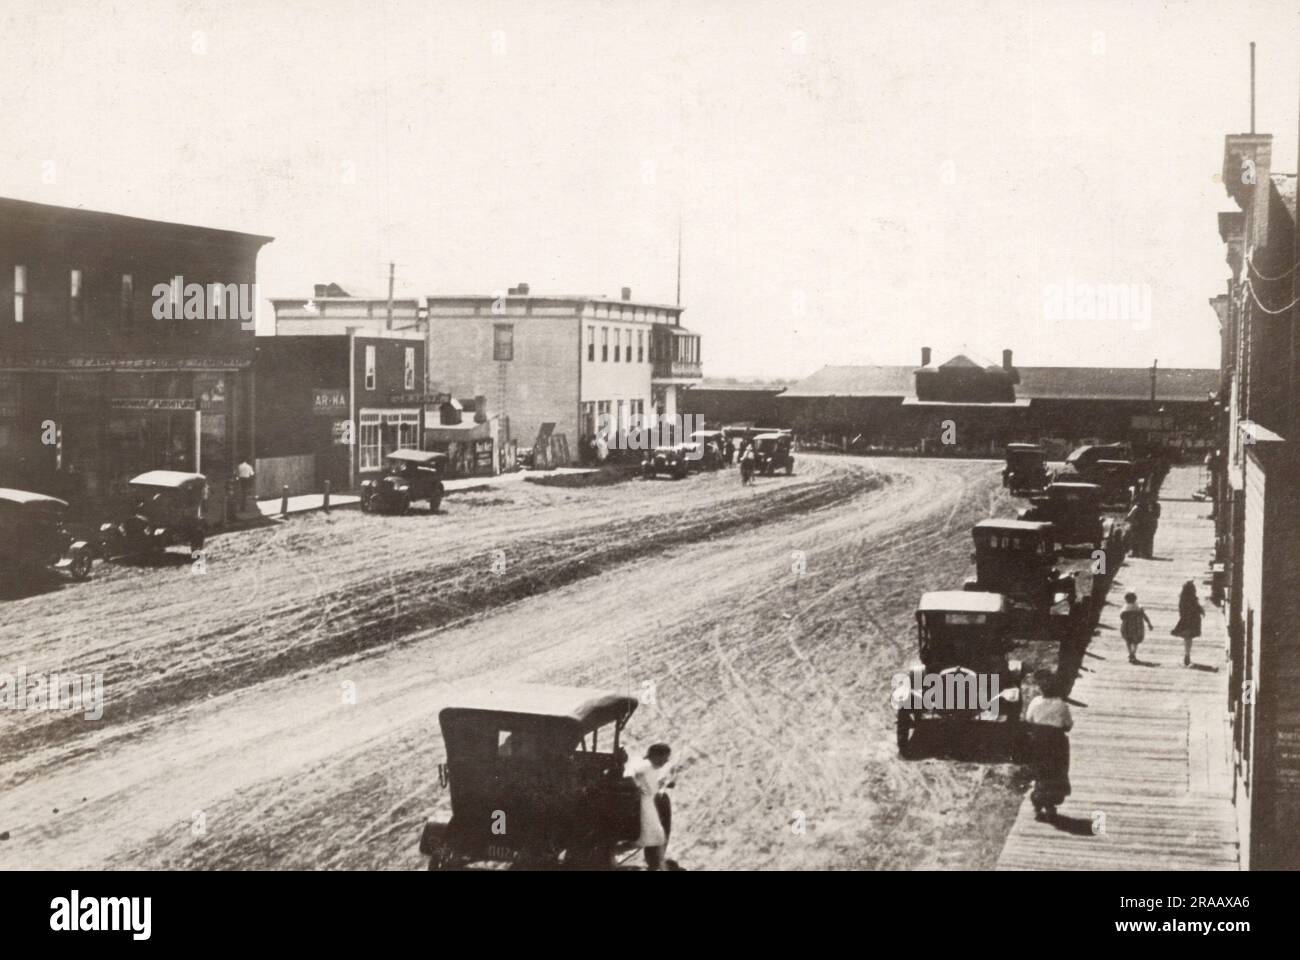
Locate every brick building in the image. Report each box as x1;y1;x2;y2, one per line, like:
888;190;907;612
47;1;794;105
0;196;271;523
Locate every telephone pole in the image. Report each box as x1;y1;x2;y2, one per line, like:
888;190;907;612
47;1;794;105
386;261;395;331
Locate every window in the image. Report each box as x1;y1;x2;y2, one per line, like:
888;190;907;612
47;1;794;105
628;330;634;362
404;347;415;390
601;326;608;361
637;330;644;362
360;412;381;470
69;269;84;324
614;328;621;362
364;345;376;391
120;274;134;326
587;325;595;361
13;266;25;324
493;323;514;361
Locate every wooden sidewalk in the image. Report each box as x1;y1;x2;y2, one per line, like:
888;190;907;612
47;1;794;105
996;465;1240;870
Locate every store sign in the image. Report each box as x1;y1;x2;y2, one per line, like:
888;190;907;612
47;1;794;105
389;392;450;405
110;398;198;411
0;356;252;371
313;389;349;414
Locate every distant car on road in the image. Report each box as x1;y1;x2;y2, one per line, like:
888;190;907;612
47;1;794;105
0;488;94;582
361;449;446;514
418;684;649;869
1018;482;1105;550
751;432;794;475
642;445;691;480
98;470;208;558
687;430;725;470
1002;443;1048;494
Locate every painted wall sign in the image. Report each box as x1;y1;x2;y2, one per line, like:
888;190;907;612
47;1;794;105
313;389;349;414
110;398;199;411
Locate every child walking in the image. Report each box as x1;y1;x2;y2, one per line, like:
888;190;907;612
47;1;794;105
1119;591;1154;664
1172;580;1205;667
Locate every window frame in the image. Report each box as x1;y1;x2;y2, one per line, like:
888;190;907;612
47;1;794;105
364;344;376;391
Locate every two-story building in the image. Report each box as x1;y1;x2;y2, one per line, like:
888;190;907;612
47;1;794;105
425;283;703;461
0;196;271;523
253;331;428;497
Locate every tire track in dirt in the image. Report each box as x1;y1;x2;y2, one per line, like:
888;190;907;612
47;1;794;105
0;456;1017;871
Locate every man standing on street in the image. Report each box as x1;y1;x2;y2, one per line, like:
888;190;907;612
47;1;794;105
236;458;255;513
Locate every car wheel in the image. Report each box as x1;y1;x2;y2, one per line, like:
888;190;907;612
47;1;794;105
896;710;914;756
429;494;442;514
399;494;411;515
360;495;373;513
785;461;793;476
190;533;206;553
69;550;92;582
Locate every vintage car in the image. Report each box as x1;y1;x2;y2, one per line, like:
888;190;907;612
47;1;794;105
1062;443;1129;479
1018;481;1105;550
99;470;207;558
642;444;692;480
964;519;1081;625
687;430;725;470
361;449;446;514
751;432;794;475
895;591;1023;755
419;684;648;869
0;488;94;582
1081;459;1139;509
1002;443;1048;494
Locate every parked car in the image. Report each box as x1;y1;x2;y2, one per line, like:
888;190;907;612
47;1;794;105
895;591;1023;755
1002;443;1048;494
751;432;794;475
688;430;725;470
1062;443;1129;478
964;519;1081;626
1018;481;1105;550
1087;459;1138;509
361;449;447;514
642;445;691;480
99;470;207;558
0;488;94;582
419;684;648;869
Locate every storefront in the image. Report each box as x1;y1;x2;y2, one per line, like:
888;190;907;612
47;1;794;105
0;360;251;522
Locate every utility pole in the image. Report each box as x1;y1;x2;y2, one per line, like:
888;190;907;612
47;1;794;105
386;261;395;331
1150;358;1158;406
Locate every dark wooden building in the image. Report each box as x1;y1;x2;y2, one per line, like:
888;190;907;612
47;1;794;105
0;196;271;523
254;332;426;496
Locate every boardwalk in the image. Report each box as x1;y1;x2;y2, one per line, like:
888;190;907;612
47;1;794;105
997;465;1240;870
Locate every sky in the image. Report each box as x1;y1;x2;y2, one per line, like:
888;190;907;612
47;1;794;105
1;0;1298;378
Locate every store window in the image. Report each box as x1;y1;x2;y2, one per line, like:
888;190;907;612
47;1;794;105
360;411;381;470
404;347;415;390
365;345;376;390
13;266;25;324
360;409;421;470
494;324;514;361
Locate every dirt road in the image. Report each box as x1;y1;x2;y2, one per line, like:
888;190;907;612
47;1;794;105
0;455;1022;870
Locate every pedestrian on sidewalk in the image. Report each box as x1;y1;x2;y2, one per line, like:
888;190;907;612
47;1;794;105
1025;672;1073;822
1172;580;1205;667
1119;591;1154;664
236;458;255;513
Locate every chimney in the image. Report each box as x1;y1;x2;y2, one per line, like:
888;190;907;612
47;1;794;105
517;282;529;296
621;286;632;301
920;346;931;367
313;283;328;299
1002;349;1013;371
473;395;488;424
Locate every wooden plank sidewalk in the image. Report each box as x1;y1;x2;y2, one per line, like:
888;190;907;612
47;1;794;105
996;465;1240;870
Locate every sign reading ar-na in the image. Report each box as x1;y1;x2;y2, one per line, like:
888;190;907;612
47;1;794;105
313;388;348;415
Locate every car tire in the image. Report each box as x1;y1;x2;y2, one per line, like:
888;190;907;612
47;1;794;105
360;495;373;513
896;710;914;756
398;494;411;515
429;494;442;514
69;550;92;582
785;461;793;476
190;532;206;553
